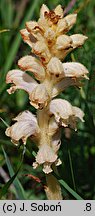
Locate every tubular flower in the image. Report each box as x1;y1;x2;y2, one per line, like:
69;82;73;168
5;4;89;199
18;55;45;81
33;144;58;174
5;111;40;145
33;130;62;174
48;99;84;130
29;83;50;109
6;69;38;95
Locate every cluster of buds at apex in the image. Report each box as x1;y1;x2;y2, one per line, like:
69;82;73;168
5;4;89;174
20;4;87;62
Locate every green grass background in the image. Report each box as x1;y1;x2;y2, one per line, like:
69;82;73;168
0;0;95;199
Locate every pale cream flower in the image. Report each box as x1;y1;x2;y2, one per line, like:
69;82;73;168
56;34;73;50
50;61;88;97
43;163;53;174
6;61;88;109
72;106;85;122
33;143;61;174
5;111;40;145
29;83;50;109
33;144;57;174
40;4;64;20
36;144;57;164
32;119;62;174
47;57;64;80
6;69;37;94
18;55;45;81
70;34;88;48
56;14;77;35
40;4;49;19
6;69;51;109
54;5;64;18
62;62;89;79
40;6;60;25
52;34;88;60
44;28;55;44
32;41;51;63
20;29;33;48
55;34;88;53
25;21;42;34
48;99;84;129
25;21;44;43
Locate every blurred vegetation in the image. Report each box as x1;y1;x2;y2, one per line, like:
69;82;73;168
0;0;95;200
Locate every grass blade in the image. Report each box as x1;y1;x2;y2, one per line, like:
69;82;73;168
1;146;26;199
59;178;83;200
0;167;21;199
53;172;83;200
68;147;76;192
1;0;40;93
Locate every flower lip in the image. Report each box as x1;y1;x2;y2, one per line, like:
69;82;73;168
65;14;77;28
54;5;64;18
62;62;89;79
5;110;40;145
40;4;49;19
56;13;77;35
48;98;84;128
33;144;60;174
20;29;33;48
70;34;88;48
6;69;38;95
36;144;57;164
56;34;73;50
32;41;51;63
18;55;45;81
25;21;43;34
29;84;50;109
47;57;64;79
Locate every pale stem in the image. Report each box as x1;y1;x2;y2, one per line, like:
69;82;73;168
45;173;62;200
37;108;62;200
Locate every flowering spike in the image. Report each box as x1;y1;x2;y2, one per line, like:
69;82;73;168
5;4;89;200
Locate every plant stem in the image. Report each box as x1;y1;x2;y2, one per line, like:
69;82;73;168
45;173;62;200
37;108;62;199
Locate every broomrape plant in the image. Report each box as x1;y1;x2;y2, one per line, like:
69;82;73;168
5;4;89;199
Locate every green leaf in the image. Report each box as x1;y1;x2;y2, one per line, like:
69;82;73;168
0;167;21;199
0;0;40;94
0;146;26;199
0;29;10;33
59;178;83;200
53;173;83;200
